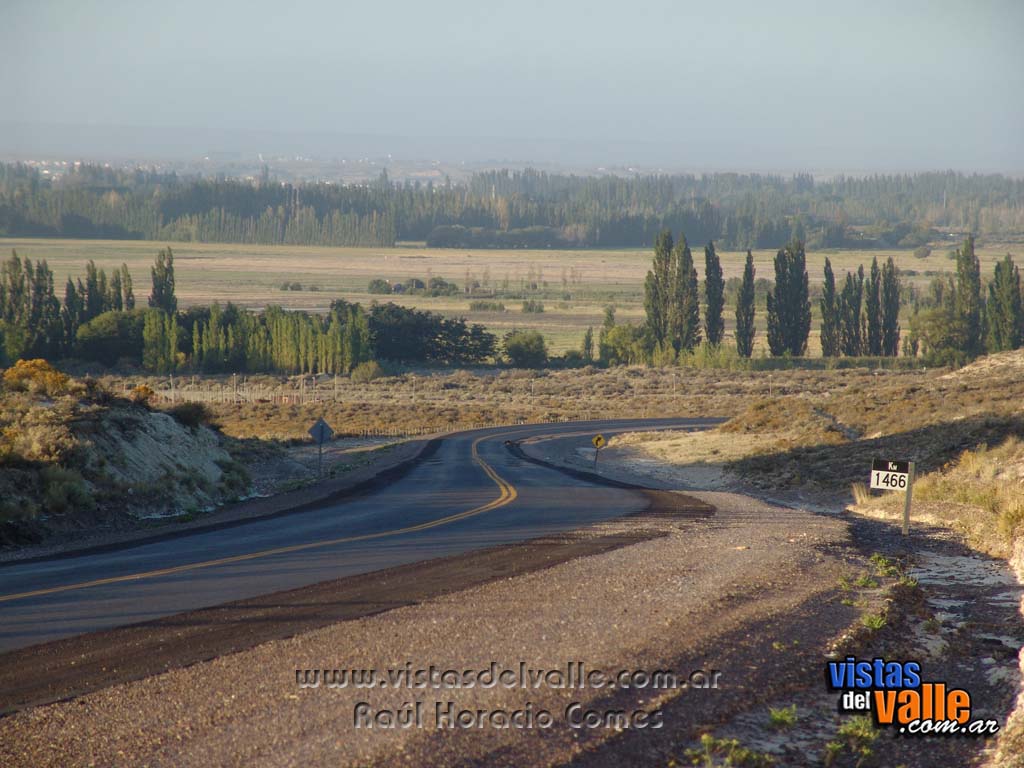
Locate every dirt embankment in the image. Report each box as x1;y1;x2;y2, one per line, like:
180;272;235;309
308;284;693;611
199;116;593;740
0;364;437;561
0;386;248;550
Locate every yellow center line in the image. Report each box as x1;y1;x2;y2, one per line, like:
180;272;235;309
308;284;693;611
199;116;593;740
0;434;518;604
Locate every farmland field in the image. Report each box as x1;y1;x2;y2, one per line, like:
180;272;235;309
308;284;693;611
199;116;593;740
0;237;1015;354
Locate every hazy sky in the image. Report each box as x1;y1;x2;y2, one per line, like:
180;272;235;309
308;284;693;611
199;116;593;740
2;0;1022;171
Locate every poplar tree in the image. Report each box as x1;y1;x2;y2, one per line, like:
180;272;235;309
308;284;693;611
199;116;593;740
955;236;983;358
820;257;840;357
84;260;104;320
880;257;901;356
121;263;135;309
703;241;725;346
766;242;810;356
581;327;594;362
670;237;701;353
644;230;674;348
143;310;179;373
840;266;865;356
865;257;882;355
986;254;1023;352
149;247;178;314
735;250;756;358
110;271;123;312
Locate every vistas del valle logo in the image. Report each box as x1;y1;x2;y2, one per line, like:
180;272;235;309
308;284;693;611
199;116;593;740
827;656;1000;736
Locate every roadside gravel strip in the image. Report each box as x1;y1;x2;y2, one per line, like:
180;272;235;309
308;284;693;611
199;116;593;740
0;438;861;767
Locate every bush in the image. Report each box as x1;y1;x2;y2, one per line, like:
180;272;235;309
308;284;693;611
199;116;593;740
351;360;386;383
74;309;148;367
41;465;94;515
469;300;505;312
913;245;932;259
166;402;216;430
562;350;585;367
280;281;303;291
131;384;155;405
504;330;548;367
3;359;70;396
425;276;460;297
521;299;545;313
367;278;392;294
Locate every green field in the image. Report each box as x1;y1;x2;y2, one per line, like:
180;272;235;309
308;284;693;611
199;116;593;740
0;237;1014;355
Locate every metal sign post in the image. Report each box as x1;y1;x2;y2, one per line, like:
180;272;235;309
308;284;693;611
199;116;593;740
308;417;335;479
902;461;916;536
592;434;605;469
870;459;915;536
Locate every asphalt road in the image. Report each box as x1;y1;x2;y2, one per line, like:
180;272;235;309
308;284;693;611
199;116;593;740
0;418;718;653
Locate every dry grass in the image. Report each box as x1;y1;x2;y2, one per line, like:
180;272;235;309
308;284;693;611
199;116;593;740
107;364;926;441
853;438;1024;556
600;349;1024;495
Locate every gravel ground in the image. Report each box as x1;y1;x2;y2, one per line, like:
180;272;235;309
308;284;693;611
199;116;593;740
0;448;857;766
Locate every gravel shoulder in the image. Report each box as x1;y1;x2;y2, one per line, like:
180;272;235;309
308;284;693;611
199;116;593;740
546;430;1024;767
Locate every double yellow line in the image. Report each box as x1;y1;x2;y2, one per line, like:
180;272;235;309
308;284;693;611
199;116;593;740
0;434;518;604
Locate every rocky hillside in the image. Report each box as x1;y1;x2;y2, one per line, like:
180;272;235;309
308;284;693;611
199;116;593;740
0;361;250;547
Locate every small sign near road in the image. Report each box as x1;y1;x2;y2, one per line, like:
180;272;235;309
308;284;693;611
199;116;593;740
870;459;910;490
870;458;916;536
309;417;335;477
592;434;606;450
309;417;334;445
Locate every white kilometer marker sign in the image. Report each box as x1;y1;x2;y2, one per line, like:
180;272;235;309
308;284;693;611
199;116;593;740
870;459;916;536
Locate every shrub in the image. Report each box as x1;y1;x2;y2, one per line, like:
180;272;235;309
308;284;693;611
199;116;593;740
562;350;585;367
351;360;385;383
41;465;94;514
215;458;251;496
3;359;70;396
769;704;798;730
521;299;545;313
913;245;931;259
367;278;392;294
504;330;548;368
426;276;460;297
131;384;155;405
166;402;216;430
469;300;505;312
74;309;147;366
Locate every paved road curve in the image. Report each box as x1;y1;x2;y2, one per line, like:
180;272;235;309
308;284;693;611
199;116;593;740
0;418;717;652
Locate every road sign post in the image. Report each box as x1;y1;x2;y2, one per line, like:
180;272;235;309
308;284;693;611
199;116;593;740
901;461;916;536
308;417;335;479
870;459;915;536
592;434;605;469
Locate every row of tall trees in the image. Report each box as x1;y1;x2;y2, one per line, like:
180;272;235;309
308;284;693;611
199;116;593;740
640;235;902;360
3;163;1021;249
0;252;137;361
0;247;498;374
820;256;901;357
908;237;1024;365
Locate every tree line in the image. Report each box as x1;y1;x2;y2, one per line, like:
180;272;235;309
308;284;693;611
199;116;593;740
630;231;1023;366
2;162;1021;250
0;247;498;374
